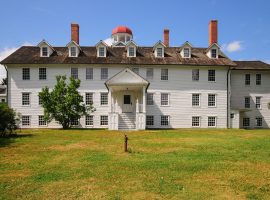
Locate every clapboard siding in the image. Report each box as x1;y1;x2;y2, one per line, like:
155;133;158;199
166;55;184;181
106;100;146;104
8;64;228;128
231;70;270;128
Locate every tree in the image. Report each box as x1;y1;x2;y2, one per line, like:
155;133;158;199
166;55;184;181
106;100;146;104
0;103;18;136
39;76;94;129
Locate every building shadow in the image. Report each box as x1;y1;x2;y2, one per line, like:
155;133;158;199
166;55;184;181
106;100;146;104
0;134;33;148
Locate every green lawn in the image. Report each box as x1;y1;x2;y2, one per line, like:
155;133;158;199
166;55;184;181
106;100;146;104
0;129;270;200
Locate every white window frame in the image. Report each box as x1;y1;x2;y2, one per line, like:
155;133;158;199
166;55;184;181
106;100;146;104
244;96;250;108
41;47;48;57
192;93;200;107
245;74;250;85
85;93;93;105
100;93;108;106
146;115;154;126
86;68;93;80
192;116;200;127
183;48;190;58
39;68;47;80
256;74;261;85
161;69;168;81
22;92;30;106
255;96;261;109
98;47;106;57
85;115;94;126
38;93;42;106
128;46;136;57
22;116;31;126
160;93;169;106
22;68;30;80
146;68;154;80
38;115;47;126
208;94;216;107
208;70;215;82
71;67;78;79
208;116;217;127
255;117;263;127
71;118;79;126
211;48;218;59
160;115;169;126
100;115;108;126
243;117;250;128
192;69;199;81
147;93;154;105
70;46;77;57
101;68;108;80
156;47;163;57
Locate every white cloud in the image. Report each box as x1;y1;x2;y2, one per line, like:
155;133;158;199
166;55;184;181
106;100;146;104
222;41;243;53
0;42;33;80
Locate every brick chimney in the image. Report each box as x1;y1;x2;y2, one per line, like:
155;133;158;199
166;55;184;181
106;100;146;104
71;23;79;44
164;29;169;47
208;20;218;46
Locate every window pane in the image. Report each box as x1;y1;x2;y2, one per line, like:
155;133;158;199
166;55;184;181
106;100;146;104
192;116;200;127
38;115;47;126
161;93;169;106
101;68;108;80
157;48;163;57
208;94;216;107
22;116;30;126
71;68;78;79
85;115;93;126
22;68;30;80
22;93;30;105
129;47;135;57
100;93;108;105
85;93;93;105
192;94;200;106
211;49;217;58
192;69;199;81
147;93;154;105
245;74;250;85
243;118;250;127
244;97;250;108
255;117;262;127
99;47;105;57
39;68;47;80
256;97;261;109
146;68;154;79
208;70;215;82
70;47;76;57
256;74;261;85
100;115;108;125
86;68;93;80
161;115;169;126
183;48;190;58
208;116;216;127
42;47;48;56
161;69;168;80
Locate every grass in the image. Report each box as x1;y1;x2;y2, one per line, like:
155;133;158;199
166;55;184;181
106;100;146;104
0;129;270;200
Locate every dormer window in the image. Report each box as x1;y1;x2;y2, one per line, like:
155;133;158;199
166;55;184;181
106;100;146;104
98;47;105;57
157;48;163;57
183;48;190;58
128;46;135;57
42;47;48;57
211;49;217;58
70;46;77;57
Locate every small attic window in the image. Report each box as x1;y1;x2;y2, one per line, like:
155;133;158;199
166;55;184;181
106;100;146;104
70;46;77;57
183;48;190;58
156;47;163;57
42;47;48;57
211;49;218;59
128;46;135;57
98;47;105;57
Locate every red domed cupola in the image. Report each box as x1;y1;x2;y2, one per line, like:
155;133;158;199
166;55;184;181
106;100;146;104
112;26;133;35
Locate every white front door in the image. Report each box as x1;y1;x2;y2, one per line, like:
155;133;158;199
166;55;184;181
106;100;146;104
122;94;133;113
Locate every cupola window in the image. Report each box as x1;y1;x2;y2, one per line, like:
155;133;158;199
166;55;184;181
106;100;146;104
70;46;77;57
42;47;48;57
98;47;105;57
157;48;163;57
183;48;190;58
128;46;135;57
211;49;217;58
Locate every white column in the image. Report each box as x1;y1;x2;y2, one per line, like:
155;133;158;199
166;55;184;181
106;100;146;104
108;88;112;113
142;86;146;113
136;98;139;113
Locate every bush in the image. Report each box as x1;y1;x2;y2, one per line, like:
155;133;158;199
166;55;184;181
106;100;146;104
0;103;18;137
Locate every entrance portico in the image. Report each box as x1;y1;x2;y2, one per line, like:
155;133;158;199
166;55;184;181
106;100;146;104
105;68;149;130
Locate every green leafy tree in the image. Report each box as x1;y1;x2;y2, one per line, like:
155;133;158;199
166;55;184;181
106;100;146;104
39;76;94;129
0;103;18;136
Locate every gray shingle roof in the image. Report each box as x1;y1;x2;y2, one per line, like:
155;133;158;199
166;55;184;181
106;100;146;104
233;61;270;70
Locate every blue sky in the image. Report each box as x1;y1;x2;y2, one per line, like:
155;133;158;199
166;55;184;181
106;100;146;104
1;0;270;79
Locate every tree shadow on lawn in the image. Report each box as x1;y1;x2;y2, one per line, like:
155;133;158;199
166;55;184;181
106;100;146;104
0;133;33;148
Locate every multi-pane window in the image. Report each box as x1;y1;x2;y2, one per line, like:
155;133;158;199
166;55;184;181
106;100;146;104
244;97;250;108
161;69;168;80
86;68;93;80
183;48;190;58
38;93;42;105
100;115;108;126
208;70;215;82
147;93;154;105
146;116;154;126
85;93;93;105
98;47;105;57
146;68;154;79
22;68;30;80
211;49;217;58
101;68;108;80
161;93;169;106
71;68;78;79
208;116;216;127
243;117;250;127
208;94;216;107
38;115;47;126
161;115;169;126
39;68;47;80
245;74;250;85
255;117;262;127
100;93;108;105
192;116;200;127
192;94;200;107
22;93;30;106
85;115;93;126
192;69;199;81
256;74;261;85
132;67;139;74
22;116;30;126
70;47;77;57
128;46;135;57
42;47;48;57
157;47;163;57
71;118;79;126
256;97;261;109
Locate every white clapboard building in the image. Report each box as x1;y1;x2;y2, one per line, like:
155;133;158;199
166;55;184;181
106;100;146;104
1;20;270;130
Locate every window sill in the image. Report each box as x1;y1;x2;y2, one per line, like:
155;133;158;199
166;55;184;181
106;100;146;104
208;106;217;108
160;105;170;107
